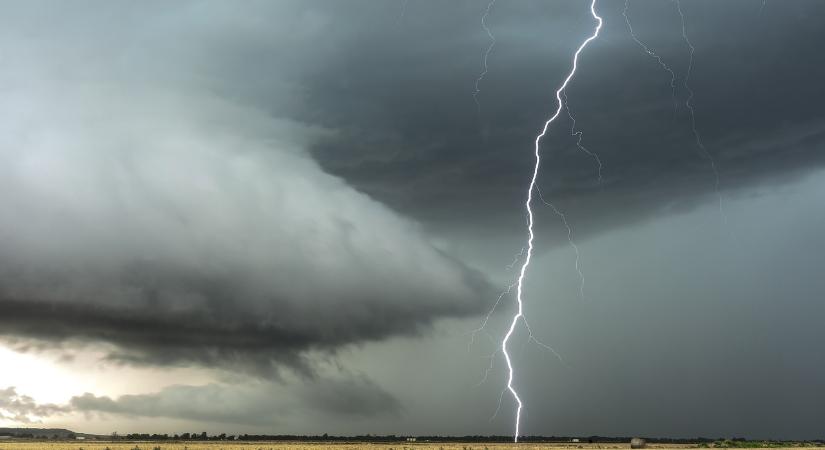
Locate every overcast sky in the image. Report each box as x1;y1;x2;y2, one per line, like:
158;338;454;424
1;0;824;441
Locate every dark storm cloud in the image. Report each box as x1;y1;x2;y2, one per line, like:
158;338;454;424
1;0;824;439
0;262;486;376
292;0;825;239
69;375;400;425
2;0;816;264
0;1;495;376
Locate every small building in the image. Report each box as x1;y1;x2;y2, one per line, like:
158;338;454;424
630;437;646;449
572;438;581;443
406;437;417;442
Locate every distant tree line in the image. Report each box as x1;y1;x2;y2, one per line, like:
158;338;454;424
0;432;76;440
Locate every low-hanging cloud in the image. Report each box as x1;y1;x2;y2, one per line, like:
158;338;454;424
0;387;69;424
70;374;401;426
0;5;494;376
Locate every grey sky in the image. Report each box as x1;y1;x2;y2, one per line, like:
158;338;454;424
0;0;823;440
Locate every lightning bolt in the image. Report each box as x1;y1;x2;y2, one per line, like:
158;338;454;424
468;279;517;354
473;0;497;113
563;91;603;183
623;0;728;227
623;0;679;116
502;0;602;441
674;0;727;226
506;247;526;270
536;186;586;302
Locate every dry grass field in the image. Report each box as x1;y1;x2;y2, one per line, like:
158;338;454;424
0;442;706;450
0;443;822;450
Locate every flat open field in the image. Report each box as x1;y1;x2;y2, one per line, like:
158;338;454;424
0;443;821;450
0;443;702;450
